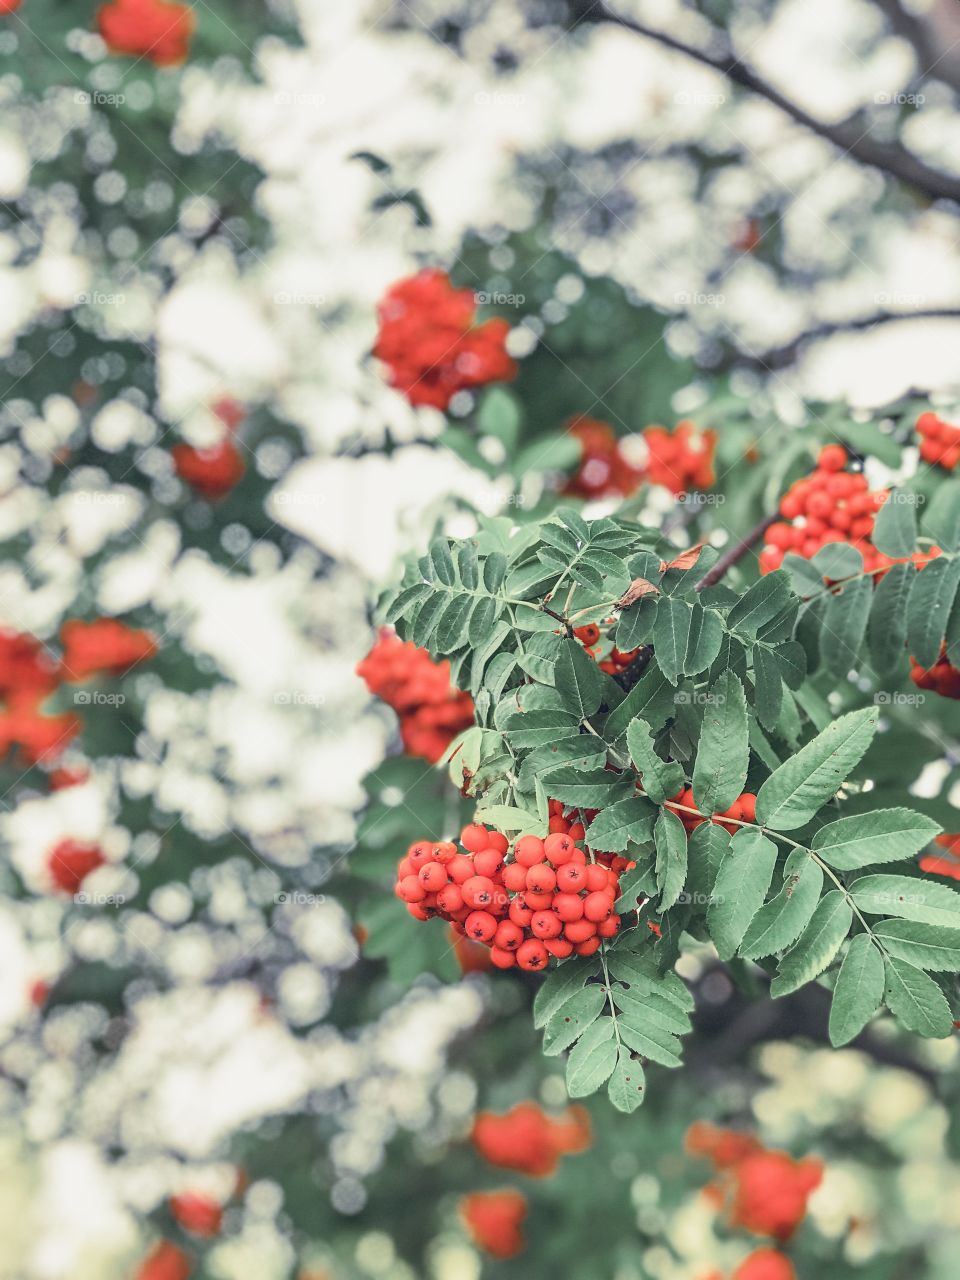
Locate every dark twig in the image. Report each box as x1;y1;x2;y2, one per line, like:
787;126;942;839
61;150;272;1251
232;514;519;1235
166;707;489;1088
568;1;960;204
695;514;776;591
732;307;960;372
867;0;960;95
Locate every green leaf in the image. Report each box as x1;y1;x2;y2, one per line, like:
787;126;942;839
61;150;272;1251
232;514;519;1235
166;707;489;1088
626;717;684;803
429;539;456;586
607;1048;646;1112
653;596;692;685
483;551;507;592
554;638;603;719
828;933;884;1046
752;644;783;731
458;543;479;590
691;672;749;815
871;490;918;557
770;891;853;997
850;874;960;927
467;594;500;646
755;708;878;830
654;808;688;911
883;955;953;1037
922;479;960;552
434;593;474;651
873;920;960;971
540;767;632;809
503;708;582;749
707;828;779;960
906;555;960;669
617;598;658;650
603;667;675;741
726;571;793;639
812;808;941;870
686;821;729;905
533;958;600;1029
771;640;807;690
867;562;916;674
738;849;824;959
586;797;657;852
565;1020;618;1096
684;605;724;675
473;804;546;835
615;988;690;1068
821;575;872;677
543;987;607;1055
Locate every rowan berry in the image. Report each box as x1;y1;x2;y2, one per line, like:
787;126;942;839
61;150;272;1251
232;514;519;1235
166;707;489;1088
437;884;465;913
548;815;570;834
583;891;613;922
460;824;489;853
738;793;757;822
553;892;585;922
396;857;414;879
526;864;557;894
584;864;610;893
564;919;597;943
463;876;496;908
544;937;574;959
448;854;475;884
407;842;433;870
502;863;528;892
489;946;517;969
574;623;600;646
530;911;563;939
419;861;448;892
598;915;620;938
557;862;587;892
574;936;602;956
474;849;505;877
516;939;549;971
432;841;457;863
514;835;546;866
509;898;533;927
407;903;430;920
818;444;847;471
466;910;498;943
523;890;555;911
568;821;585;840
494;920;524;951
487;832;509;855
398;875;426;902
544;832;576;865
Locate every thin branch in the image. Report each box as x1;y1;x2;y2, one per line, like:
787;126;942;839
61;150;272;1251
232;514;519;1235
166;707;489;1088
695;514;776;591
569;2;960;204
732;307;960;371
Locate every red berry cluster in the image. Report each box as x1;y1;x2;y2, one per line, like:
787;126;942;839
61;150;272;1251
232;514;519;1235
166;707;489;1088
917;410;960;470
910;646;960;699
471;1102;591;1177
357;628;474;763
134;1241;192;1280
47;838;106;894
643;420;717;496
0;629;79;766
920;832;960;881
562;416;644;499
573;623;640;676
374;268;517;410
98;0;195;68
460;1189;527;1259
170;1191;223;1237
60;618;158;680
666;788;757;835
172;400;246;500
394;807;628;971
759;445;893;574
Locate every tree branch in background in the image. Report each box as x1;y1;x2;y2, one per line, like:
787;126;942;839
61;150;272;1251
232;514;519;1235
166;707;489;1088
567;1;960;204
730;306;960;371
868;0;960;95
695;514;777;591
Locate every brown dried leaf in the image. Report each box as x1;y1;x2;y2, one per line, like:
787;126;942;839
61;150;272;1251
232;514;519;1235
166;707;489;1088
660;542;707;573
616;577;660;610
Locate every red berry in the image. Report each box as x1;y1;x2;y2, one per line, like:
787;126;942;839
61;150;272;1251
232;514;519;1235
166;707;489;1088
553;892;585;922
509;898;533;927
419;861;448;892
489;946;517;969
474;849;504;877
544;937;574;958
514;835;546;866
407;842;433;870
564;919;597;943
818;444;847;471
447;854;474;883
526;863;557;893
516;939;549;971
544;832;576;865
487;832;509;855
502;863;528;892
557;863;587;892
583;891;613;922
437;884;464;913
460;824;489;853
398;875;426;902
494;920;523;951
523;890;555;911
465;910;497;943
584;865;609;893
738;792;757;822
530;910;562;939
574;937;601;956
598;915;620;938
463;876;495;908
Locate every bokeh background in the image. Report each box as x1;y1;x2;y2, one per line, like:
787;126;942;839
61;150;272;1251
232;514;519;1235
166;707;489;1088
2;0;960;1277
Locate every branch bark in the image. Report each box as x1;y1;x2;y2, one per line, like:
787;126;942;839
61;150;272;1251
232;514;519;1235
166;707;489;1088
868;0;960;95
728;306;960;372
695;514;777;591
569;1;960;204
